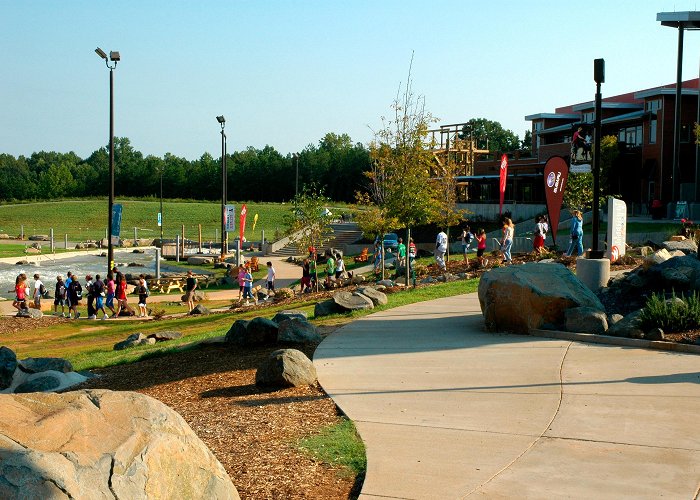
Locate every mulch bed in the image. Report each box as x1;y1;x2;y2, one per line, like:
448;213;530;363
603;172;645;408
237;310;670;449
76;333;360;499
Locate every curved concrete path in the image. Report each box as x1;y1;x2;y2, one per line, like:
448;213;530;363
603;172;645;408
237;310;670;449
314;293;700;499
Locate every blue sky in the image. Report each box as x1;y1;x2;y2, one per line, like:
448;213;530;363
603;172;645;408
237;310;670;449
2;1;700;160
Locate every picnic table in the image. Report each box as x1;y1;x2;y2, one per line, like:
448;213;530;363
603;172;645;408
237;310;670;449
148;274;216;294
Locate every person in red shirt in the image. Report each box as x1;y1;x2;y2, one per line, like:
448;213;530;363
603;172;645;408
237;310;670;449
114;275;133;317
13;273;29;312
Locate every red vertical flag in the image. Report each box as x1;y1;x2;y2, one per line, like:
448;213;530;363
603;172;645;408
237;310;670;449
239;204;247;242
499;154;508;217
543;156;569;245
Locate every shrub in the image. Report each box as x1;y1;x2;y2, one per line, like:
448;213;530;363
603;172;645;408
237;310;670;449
639;290;700;333
275;287;294;299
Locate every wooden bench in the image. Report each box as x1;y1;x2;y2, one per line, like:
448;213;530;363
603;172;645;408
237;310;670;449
353;248;369;263
249;256;260;272
149;277;185;294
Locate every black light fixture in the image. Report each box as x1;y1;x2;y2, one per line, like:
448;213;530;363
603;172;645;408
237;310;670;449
217;115;227;258
95;46;119;275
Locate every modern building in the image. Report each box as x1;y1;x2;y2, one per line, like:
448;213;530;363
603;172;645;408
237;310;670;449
459;78;700;220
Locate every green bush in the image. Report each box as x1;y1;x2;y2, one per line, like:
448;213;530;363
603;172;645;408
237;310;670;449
639;290;700;333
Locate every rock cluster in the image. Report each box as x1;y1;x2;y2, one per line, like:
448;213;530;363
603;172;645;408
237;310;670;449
314;287;388;317
0;347;89;394
225;314;321;346
113;330;183;350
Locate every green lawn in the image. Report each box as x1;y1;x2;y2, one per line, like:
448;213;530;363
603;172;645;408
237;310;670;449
0;199;294;243
0;243;73;259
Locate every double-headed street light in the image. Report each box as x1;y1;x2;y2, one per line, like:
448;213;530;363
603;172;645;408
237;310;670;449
217;115;227;258
95;47;120;275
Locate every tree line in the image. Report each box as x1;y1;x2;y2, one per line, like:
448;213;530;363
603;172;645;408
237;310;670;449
0;132;372;203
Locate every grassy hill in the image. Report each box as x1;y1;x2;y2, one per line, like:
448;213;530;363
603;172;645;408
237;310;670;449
0;199;295;243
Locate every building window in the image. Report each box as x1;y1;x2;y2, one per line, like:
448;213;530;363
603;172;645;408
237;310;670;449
582;112;594;123
681;124;692;143
479;183;491;201
618;125;643;147
534;122;543;149
645;99;662;113
649;119;657;144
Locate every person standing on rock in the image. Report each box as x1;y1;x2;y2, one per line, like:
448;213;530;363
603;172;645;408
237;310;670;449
565;210;584;257
185;270;197;312
435;230;448;271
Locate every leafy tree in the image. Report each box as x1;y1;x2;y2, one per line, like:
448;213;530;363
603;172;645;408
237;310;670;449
0;154;35;200
564;135;619;212
38;163;74;199
431;149;469;259
460;118;520;155
353;192;399;279
521;129;533;155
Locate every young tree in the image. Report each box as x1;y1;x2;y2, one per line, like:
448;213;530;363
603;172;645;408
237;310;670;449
353;192;399;280
284;185;335;290
431;145;469;261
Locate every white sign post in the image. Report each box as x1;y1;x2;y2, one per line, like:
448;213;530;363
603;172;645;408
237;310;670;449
225;205;236;232
606;197;627;262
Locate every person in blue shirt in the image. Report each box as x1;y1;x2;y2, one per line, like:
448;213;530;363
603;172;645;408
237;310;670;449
565;210;584;257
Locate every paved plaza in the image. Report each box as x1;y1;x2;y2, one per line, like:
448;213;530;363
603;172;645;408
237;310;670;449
314;293;700;499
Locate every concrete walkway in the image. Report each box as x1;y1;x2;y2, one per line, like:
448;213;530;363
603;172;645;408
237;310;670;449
314;293;700;499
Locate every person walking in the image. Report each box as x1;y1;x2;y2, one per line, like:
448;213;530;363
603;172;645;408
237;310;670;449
105;273;116;317
242;267;255;305
565;210;584;257
64;271;73;311
68;276;82;319
85;275;96;319
435;230;448;271
13;274;29;313
461;226;474;263
93;274;108;320
301;258;312;293
396;238;407;267
185;270;197;312
265;261;276;298
115;274;132;317
335;252;345;280
32;273;44;310
53;275;67;317
500;218;514;264
476;228;488;267
236;265;247;302
137;276;149;317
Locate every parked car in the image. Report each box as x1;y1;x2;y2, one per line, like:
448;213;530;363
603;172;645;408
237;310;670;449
375;233;399;250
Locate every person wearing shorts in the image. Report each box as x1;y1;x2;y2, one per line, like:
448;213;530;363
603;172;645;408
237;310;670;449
476;228;488;267
185;270;197;312
54;275;67;317
105;273;116;317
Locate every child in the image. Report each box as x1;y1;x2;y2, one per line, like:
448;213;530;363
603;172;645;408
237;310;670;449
13;274;28;313
242;267;255;305
476;228;488;267
68;276;82;319
137;276;149;317
32;273;44;310
301;258;312;293
266;261;276;297
105;273;116;317
54;275;67;317
461;226;474;263
93;274;108;320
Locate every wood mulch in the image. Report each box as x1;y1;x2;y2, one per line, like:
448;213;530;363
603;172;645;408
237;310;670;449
75;329;360;499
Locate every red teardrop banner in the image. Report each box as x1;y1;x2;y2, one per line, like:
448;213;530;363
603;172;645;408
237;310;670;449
543;156;569;246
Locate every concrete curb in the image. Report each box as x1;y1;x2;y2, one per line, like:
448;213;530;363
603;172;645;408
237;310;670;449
530;328;700;355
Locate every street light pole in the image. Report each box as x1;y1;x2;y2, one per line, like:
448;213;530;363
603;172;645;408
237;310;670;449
159;167;164;243
294;153;299;204
217;115;227;259
590;58;604;259
95;47;119;275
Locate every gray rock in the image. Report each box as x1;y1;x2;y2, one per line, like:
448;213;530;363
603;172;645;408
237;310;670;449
639;246;654;257
660;268;691;287
0;347;17;390
314;299;342;317
15;260;29;266
243;317;279;345
113;333;147;351
661;239;698;254
147;330;183;342
142;338;157;346
421;276;437;284
278;318;322;344
181;292;205;303
16;308;43;319
608;314;624;326
565;307;608;334
19;357;73;374
377;279;395;287
28;234;49;241
189;304;211;315
478;262;604;334
224;320;250;345
271;310;308;323
356;287;388;306
333;291;374;311
187;256;214;265
0;389;239;499
14;374;62;393
255;349;317;388
645;327;665;341
607;310;645;338
132;248;145;253
350;275;366;285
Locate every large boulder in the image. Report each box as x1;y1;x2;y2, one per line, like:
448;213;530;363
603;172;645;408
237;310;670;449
19;357;74;374
314;299;342;317
356;287;388;306
277;318;322;344
0;347;18;390
607;310;645;338
255;349;317;388
114;333;148;351
479;262;604;333
224;319;250;345
17;308;43;319
271;310;308;324
661;239;698;254
189;304;211;315
147;330;183;342
187;256;214;265
333;291;374;311
565;306;608;334
241;317;278;346
0;390;239;499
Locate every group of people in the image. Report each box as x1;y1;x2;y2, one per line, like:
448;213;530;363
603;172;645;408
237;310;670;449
300;248;350;292
11;266;153;320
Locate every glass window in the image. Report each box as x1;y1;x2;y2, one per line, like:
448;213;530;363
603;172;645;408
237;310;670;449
649;119;657;144
582;112;594;123
645;99;662;113
479;183;491;201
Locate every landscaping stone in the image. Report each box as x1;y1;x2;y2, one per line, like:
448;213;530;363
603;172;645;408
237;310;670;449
275;288;295;299
333;291;374;311
377;279;394;287
243;317;279;345
645;248;672;265
113;333;147;351
277;318;322;344
0;390;239;499
662;239;698;254
421;276;437;284
271;310;308;323
14;373;62;393
28;234;49;241
0;347;17;390
132;248;145;253
189;304;211;315
0;233;10;239
188;255;215;265
351;275;366;285
15;260;28;266
608;313;624;326
314;299;342;317
255;349;317;388
645;327;665;341
19;357;73;374
565;307;608;334
147;330;183;342
181;292;205;303
356;287;388;306
224;320;250;345
639;246;654;257
607;310;645;338
479;262;604;334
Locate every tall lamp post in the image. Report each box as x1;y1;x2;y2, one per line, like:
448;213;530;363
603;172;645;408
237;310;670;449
159;166;164;243
293;153;299;204
95;47;120;275
217;115;227;258
589;58;605;259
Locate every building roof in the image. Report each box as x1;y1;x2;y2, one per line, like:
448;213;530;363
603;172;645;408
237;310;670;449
537;110;649;135
571;102;643;112
657;11;700;28
634;87;700;99
524;112;579;121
